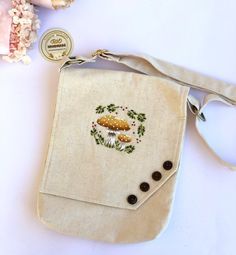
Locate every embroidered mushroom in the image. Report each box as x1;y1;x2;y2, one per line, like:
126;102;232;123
97;115;130;146
118;134;132;150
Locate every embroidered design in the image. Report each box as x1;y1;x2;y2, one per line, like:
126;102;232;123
90;104;146;154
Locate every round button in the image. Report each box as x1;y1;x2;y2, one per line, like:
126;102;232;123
152;171;162;181
140;182;150;192
163;160;173;170
127;194;138;205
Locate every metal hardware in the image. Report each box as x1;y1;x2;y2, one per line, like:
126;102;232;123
92;49;109;57
187;98;206;122
190;104;206;121
60;57;87;71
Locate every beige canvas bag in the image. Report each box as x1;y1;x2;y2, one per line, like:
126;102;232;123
37;50;236;243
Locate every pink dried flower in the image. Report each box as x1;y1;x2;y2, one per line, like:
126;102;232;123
3;0;40;64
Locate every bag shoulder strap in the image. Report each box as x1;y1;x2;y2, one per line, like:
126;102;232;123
61;49;236;105
196;94;236;171
61;49;236;170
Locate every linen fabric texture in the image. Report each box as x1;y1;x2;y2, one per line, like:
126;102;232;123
37;50;236;243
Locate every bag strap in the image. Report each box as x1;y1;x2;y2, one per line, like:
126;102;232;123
195;94;236;171
61;49;236;105
61;49;236;170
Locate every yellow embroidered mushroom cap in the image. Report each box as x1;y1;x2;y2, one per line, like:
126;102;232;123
97;115;130;131
118;134;132;143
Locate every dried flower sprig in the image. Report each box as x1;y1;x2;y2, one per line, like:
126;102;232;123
2;0;40;64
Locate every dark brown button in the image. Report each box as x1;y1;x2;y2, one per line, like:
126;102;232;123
163;160;173;170
140;182;150;192
152;171;162;181
127;194;138;205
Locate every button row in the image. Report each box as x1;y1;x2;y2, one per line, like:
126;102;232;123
127;160;173;205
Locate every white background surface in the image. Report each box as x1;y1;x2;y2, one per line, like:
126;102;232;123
1;0;236;254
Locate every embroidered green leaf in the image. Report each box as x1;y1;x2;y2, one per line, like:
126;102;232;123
114;140;123;151
115;140;120;148
91;129;105;146
137;113;146;122
96;105;106;114
97;134;105;145
137;124;145;137
127;109;137;119
107;104;119;113
90;128;98;136
124;145;135;154
105;142;115;148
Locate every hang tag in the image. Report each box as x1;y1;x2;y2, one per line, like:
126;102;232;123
39;28;73;62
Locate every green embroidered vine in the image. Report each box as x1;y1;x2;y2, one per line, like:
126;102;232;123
95;105;106;114
137;124;145;137
107;103;119;113
127;109;137;119
90;127;105;145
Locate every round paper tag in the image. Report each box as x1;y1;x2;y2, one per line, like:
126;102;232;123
39;28;73;62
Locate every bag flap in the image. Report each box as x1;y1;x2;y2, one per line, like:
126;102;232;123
40;68;189;210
